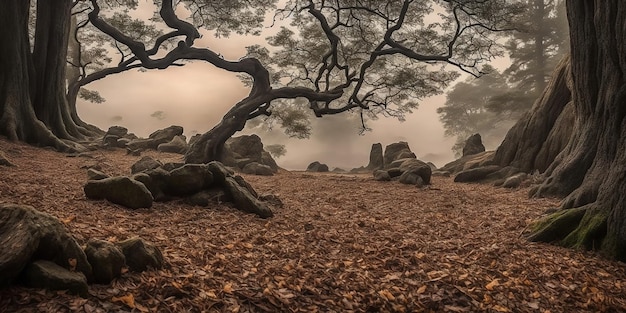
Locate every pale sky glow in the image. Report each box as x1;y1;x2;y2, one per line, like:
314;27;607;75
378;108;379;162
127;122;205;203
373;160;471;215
76;2;511;170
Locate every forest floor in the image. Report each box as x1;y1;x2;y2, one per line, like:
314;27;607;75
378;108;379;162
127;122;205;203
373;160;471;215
1;138;626;313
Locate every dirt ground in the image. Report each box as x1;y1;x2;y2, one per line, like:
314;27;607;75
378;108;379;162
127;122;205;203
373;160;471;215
1;138;625;312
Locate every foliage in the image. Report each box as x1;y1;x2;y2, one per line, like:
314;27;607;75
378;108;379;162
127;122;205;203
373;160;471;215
439;0;569;155
265;144;287;159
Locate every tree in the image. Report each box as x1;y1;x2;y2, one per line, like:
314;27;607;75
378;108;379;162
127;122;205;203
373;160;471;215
0;0;84;151
488;0;568;116
1;0;521;160
438;0;568;155
437;65;511;156
488;0;626;260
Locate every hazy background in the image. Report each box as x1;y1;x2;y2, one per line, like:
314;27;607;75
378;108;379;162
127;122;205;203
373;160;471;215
76;4;509;170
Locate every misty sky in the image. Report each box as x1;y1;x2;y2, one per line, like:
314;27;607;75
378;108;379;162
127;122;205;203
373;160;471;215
76;3;510;170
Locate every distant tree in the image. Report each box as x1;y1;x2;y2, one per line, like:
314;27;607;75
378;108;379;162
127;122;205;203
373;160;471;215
150;111;167;120
437;65;510;156
488;0;569;116
1;0;522;160
439;0;568;155
265;144;287;159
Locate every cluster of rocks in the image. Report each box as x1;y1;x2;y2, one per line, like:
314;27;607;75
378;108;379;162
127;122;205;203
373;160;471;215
368;142;434;187
221;135;279;176
102;125;190;155
0;204;163;297
84;158;274;218
306;161;329;172
438;134;531;189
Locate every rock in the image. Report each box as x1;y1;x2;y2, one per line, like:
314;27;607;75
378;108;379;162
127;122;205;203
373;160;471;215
160;162;185;172
127;138;156;151
242;162;274;176
454;165;502;183
332;168;346;173
388;158;415;169
259;194;283;208
366;143;384;170
233;175;259;198
0;151;15;167
0;204;93;287
398;159;432;184
188;134;201;146
207;161;234;184
185;189;230;207
21;260;88;297
440;151;495;175
261;151;279;173
84;239;125;284
131;156;162;174
105;126;128;138
117;137;131;147
116;237;164;272
306;161;329;172
84;177;153;209
383;142;414;168
235;158;255;169
397;151;417;160
462;133;486;157
166;164;214;196
399;171;425;187
222;177;273;218
387;168;404;178
157;135;188;154
373;170;391;181
426;162;438;171
142;168;171;201
87;168;109;180
503;173;528;188
432;170;451;177
227;135;264;163
102;134;121;147
148;125;184;146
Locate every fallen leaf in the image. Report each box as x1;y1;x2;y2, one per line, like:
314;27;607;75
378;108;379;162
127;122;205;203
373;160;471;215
417;285;427;294
223;283;233;294
486;279;500;290
111;294;135;309
379;289;395;301
492;304;509;312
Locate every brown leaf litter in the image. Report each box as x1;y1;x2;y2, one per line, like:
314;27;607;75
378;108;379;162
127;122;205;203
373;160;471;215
0;138;625;312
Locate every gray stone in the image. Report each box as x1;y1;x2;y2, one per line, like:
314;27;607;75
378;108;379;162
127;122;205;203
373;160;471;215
383;142;414;168
399;171;425;187
117;138;131;147
116;237;164;272
148;125;184;147
105;126;128;138
398;159;432;184
366;143;384;170
306;161;329;172
397;151;417;160
127;138;157;151
223;177;273;218
261;151;279;172
85;239;125;284
242;162;274;176
102;134;121;147
454;165;502;183
387;168;404;178
21;260;88;297
0;204;93;287
462;133;486;157
132;173;166;202
373;170;391;181
157;135;188;154
87;168;109;180
503;173;528;188
160;162;185;172
131;156;162;174
234;175;259;198
84;177;153;209
207;161;234;184
166;164;214;196
432;170;451;177
188;134;201;146
185;189;230;207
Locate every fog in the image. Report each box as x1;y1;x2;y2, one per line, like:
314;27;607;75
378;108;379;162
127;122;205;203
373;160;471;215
76;4;509;171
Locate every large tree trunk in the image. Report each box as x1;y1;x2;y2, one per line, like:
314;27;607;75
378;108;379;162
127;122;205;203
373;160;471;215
0;0;97;150
505;1;626;260
0;1;72;151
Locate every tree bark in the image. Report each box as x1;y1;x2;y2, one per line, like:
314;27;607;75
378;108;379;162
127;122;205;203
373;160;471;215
520;0;626;260
0;0;98;150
